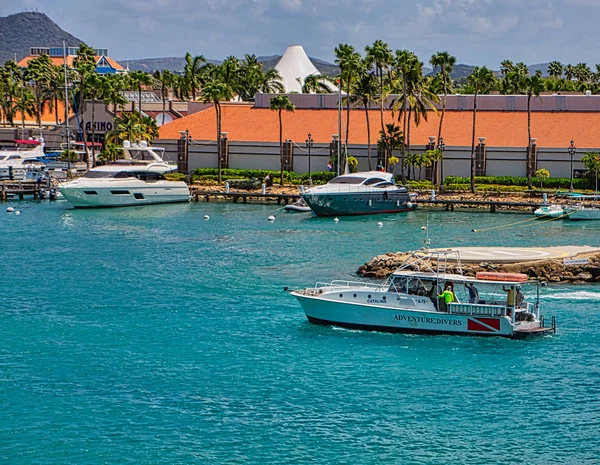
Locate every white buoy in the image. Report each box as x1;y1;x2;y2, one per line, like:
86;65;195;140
268;215;276;222
204;215;210;220
407;202;413;209
334;217;339;223
6;207;14;213
421;226;427;231
377;221;383;228
15;211;21;215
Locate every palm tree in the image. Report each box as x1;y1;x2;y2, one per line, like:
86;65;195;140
201;77;233;182
548;61;563;79
335;44;362;162
13;85;35;130
574;63;591;84
153;69;174;125
237;55;284;100
564;64;575;81
430;51;456;187
101;73;127;127
269;95;295;186
23;54;54;127
183;53;206;100
296;74;332;93
87;73;105;165
73;43;97;140
365;40;393;143
523;75;545;188
500;60;514;78
0;61;22;126
127;70;153;117
467;66;496;193
109;112;159;143
352;62;378;170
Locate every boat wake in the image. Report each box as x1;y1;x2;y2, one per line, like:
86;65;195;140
543;290;600;301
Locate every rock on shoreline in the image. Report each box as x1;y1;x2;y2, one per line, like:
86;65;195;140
357;251;600;284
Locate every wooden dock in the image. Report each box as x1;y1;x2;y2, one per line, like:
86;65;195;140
190;189;543;212
1;181;46;201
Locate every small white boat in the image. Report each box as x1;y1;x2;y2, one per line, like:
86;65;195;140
534;204;565;218
284;199;312;213
0;139;46;180
290;249;555;339
564;205;600;221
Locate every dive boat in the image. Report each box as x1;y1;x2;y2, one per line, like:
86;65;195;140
60;141;189;208
533;204;565;218
301;171;417;217
290;249;555;339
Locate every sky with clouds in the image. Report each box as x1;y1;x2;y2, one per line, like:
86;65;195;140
1;0;598;67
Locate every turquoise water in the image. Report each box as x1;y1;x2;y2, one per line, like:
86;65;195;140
1;201;599;464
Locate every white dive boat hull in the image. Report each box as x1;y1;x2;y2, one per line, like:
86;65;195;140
60;181;190;208
534;205;565;218
292;291;543;338
564;206;600;221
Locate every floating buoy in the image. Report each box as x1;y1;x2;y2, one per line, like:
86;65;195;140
472;229;477;232
204;215;210;220
377;221;383;228
15;211;21;215
407;202;413;209
421;226;427;231
268;215;276;222
6;207;14;213
334;217;339;223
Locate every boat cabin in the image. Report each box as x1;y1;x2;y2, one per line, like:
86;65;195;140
328;171;396;188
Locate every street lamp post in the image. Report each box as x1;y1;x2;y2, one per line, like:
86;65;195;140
437;137;446;190
305;132;314;184
568;139;576;191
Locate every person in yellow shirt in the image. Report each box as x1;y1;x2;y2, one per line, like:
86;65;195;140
438;282;455;311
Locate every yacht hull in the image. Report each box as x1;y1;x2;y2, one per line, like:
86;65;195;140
301;191;416;217
292;292;547;338
565;207;600;221
60;183;190;208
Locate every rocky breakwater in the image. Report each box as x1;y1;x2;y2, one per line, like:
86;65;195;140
357;251;600;284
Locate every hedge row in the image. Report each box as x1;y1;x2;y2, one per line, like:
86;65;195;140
191;168;336;185
445;175;590;189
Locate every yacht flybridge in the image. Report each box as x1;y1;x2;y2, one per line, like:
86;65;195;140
0;139;45;180
290;249;556;338
60;141;190;208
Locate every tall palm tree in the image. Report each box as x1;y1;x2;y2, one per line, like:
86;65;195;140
237;55;284;100
73;43;97;140
564;64;575;81
523;75;545;188
467;66;496;193
201;76;233;182
183;53;206;100
101;73;127;127
500;60;514;78
574;62;591;83
352;62;378;170
87;72;105;165
153;69;174;125
13;85;35;130
269;95;295;186
335;44;362;162
430;51;456;187
548;61;563;79
127;70;153;117
377;123;403;174
365;40;393;143
23;54;54;127
0;61;22;126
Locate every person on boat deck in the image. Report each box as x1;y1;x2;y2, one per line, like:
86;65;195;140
515;285;525;307
503;285;516;308
465;282;480;304
438;282;455;310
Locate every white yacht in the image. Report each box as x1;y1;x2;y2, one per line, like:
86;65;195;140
301;171;417;216
0;139;46;180
533;204;566;218
60;141;190;208
290;249;555;339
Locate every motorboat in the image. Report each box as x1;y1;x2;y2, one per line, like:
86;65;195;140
564;205;600;221
300;171;417;217
59;140;189;208
533;204;565;219
0;139;46;180
290;249;555;338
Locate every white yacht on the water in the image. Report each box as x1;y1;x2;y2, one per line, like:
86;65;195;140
0;139;46;180
290;249;556;339
60;141;190;208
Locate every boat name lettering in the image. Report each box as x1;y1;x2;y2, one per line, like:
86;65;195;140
393;315;462;326
367;299;386;303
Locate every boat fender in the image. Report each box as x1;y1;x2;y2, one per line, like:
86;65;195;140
475;272;528;282
407;202;413;209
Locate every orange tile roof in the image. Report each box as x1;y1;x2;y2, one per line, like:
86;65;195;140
159;103;600;149
17;55;124;70
13;100;71;124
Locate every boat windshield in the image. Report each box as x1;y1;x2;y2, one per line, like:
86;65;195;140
329;176;366;184
82;170;166;181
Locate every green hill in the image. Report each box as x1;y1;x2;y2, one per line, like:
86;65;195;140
0;12;83;65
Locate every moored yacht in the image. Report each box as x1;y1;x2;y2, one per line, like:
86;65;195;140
290;249;555;339
301;171;417;216
60;141;190;208
0;139;46;180
533;204;566;218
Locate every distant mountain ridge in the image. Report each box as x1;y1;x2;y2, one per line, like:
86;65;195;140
120;55;340;76
0;12;83;64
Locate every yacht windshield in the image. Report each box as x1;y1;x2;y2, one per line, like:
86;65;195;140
83;171;121;178
329;176;366;184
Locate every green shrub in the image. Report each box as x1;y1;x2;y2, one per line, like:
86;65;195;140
405;180;434;190
444;175;590;190
191;168;334;185
164;172;186;181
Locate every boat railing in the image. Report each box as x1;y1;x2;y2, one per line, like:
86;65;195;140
304;280;382;295
448;302;507;317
